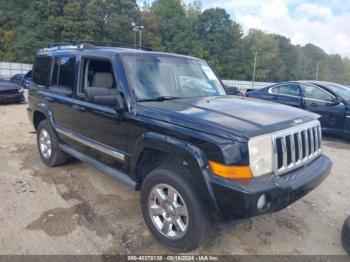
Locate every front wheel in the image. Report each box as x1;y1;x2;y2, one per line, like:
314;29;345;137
141;164;211;252
36;120;69;167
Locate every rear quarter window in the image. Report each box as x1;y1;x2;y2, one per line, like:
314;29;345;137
32;56;52;87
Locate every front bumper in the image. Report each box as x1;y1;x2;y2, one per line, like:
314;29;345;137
0;93;24;103
211;155;332;221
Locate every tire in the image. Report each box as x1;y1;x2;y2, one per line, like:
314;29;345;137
342;216;350;254
36;120;69;167
140;164;211;252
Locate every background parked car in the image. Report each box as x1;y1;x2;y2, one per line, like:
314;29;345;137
22;70;32;89
0;81;25;104
246;81;350;138
10;73;26;86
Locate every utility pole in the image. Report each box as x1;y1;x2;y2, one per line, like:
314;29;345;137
316;63;320;80
139;30;143;50
132;24;144;50
252;51;258;89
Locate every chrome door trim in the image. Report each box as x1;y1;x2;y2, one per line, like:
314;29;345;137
55;125;126;162
302;97;340;104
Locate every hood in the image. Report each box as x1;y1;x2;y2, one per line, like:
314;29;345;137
0;81;21;91
137;96;319;142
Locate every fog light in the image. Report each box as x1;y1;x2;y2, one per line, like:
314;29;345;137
257;194;266;210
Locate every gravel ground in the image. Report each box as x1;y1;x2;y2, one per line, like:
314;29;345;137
0;94;349;255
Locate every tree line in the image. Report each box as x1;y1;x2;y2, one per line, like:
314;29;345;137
1;0;349;84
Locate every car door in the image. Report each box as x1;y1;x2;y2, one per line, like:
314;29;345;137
68;56;128;166
275;83;302;108
46;55;77;130
300;83;346;131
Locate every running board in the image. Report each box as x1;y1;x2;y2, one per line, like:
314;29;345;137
59;143;137;189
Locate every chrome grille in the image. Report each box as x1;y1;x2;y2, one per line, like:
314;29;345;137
272;120;322;175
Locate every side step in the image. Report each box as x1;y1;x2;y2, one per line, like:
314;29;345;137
60;143;137;189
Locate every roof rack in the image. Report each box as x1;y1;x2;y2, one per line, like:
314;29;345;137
75;40;153;51
43;40;153;52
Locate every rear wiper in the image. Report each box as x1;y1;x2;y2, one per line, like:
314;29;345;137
137;96;181;102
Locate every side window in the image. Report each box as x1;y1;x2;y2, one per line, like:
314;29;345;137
51;56;76;92
78;59;116;100
32;56;52;87
270;86;279;94
278;84;301;97
300;83;333;102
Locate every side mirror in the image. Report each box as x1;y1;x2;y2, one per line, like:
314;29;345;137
225;85;241;96
84;87;124;110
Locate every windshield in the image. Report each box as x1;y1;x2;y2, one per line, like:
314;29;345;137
121;55;226;101
323;82;350;101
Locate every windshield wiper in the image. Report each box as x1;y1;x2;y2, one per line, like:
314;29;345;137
137;96;182;102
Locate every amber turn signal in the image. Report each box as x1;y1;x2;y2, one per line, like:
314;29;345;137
209;161;253;179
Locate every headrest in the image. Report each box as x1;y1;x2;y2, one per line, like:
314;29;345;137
92;72;113;88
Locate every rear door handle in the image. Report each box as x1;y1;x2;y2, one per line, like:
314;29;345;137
72;104;86;111
311;103;318;107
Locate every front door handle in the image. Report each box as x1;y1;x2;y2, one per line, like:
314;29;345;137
311;103;318;107
72;104;86;111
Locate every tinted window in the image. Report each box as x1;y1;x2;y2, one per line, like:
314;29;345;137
33;56;52;87
51;57;59;86
278;84;300;96
301;83;333;102
51;56;76;92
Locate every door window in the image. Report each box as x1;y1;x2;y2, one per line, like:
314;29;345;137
278;84;301;97
32;56;52;87
78;58;117;104
300;83;334;102
51;56;76;93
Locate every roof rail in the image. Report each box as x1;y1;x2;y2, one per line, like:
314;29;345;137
73;40;153;51
40;40;153;53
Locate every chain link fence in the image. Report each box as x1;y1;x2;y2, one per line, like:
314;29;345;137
222;80;275;91
0;62;32;80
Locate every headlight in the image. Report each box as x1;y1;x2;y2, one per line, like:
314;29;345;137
18;87;24;93
248;135;273;177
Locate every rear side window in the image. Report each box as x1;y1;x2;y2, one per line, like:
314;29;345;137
32;56;52;87
270;86;279;94
51;56;76;92
278;84;301;97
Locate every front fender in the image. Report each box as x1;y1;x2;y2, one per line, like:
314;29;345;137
130;132;223;220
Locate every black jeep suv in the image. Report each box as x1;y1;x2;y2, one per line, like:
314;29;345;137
28;44;332;251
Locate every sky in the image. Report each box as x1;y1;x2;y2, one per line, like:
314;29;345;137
138;0;350;58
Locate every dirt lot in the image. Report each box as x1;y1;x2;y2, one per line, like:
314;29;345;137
0;94;349;255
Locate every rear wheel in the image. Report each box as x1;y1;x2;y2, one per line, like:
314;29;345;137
37;120;69;167
141;164;211;252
